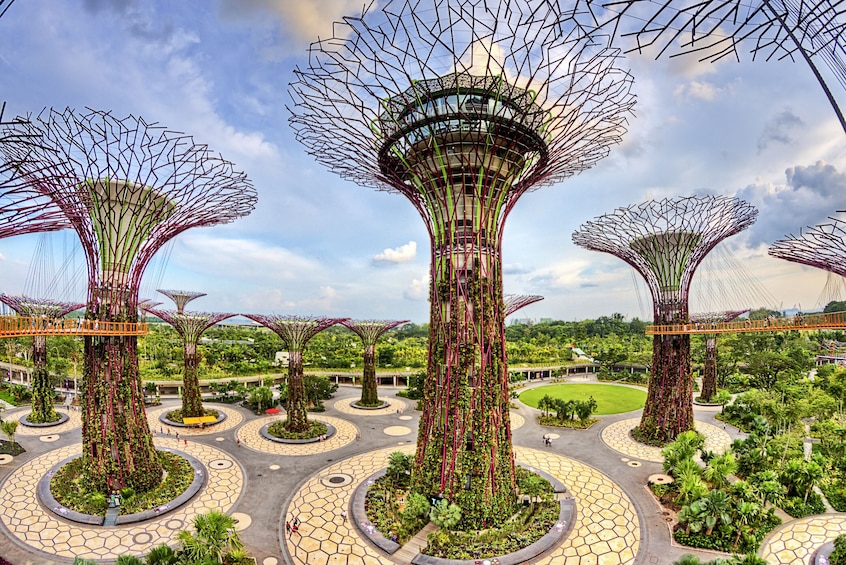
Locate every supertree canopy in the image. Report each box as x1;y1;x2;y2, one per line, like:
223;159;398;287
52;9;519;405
289;0;635;527
770;215;846;277
143;306;234;419
245;315;347;433
690;310;748;403
504;294;544;317
0;107;257;492
0;295;83;423
157;289;207;314
340;319;409;407
573;196;757;444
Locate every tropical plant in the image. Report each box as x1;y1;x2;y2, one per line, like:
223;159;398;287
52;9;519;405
386;451;413;488
144;543;178;565
0;419;18;445
677;472;709;506
175;510;244;564
404;492;430;519
703;453;737;489
537;394;554;418
696;489;732;535
115;556;144;565
429;498;461;529
732;501;761;548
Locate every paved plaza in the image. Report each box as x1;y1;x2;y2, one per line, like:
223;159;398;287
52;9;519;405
0;383;843;565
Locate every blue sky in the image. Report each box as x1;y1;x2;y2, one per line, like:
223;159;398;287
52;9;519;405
0;0;844;323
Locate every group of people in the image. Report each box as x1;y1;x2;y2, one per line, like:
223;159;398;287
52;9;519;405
285;516;301;535
542;434;552;447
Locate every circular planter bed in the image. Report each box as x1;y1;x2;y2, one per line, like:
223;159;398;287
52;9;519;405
351;400;390;410
814;540;835;565
37;447;206;526
19;412;69;428
160;409;226;428
260;421;336;444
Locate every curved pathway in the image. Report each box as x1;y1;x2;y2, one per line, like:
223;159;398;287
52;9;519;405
5;408;81;436
600;418;733;462
146;404;244;436
237;414;357;456
759;514;846;564
0;437;243;561
283;445;640;565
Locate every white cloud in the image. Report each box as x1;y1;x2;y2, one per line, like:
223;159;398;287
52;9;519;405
403;277;429;301
673;80;724;102
373;241;417;264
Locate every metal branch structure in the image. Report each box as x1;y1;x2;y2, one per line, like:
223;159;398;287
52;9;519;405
289;0;635;527
144;307;234;418
573;196;757;444
137;299;163;323
340;319;409;407
504;294;544;317
690;309;748;402
0;295;83;423
157;289;207;314
245;315;346;433
770;216;846;277
0;107;257;493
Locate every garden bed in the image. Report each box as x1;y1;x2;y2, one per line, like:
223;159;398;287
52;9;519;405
263;419;330;442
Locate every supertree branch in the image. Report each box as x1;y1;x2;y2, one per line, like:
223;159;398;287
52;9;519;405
573;195;757;444
0;0;15;18
144;308;234;419
504;294;544;317
340;319;409;406
244;315;347;433
0;107;257;493
690;309;748;402
288;0;636;529
0;295;83;423
157;289;207;314
769;216;846;277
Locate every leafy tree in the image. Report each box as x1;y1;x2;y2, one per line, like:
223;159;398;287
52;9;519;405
1;419;18;446
537;394;554;418
696;489;732;535
824;300;846;313
429;499;461;529
249;386;273;413
714;389;732;413
703;453;737;489
302;375;338;409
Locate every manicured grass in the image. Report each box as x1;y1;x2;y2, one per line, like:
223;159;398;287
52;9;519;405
519;384;646;415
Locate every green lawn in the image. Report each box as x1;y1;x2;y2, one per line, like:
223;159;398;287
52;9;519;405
519;384;646;415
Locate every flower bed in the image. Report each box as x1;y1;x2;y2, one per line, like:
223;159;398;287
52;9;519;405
267;419;327;440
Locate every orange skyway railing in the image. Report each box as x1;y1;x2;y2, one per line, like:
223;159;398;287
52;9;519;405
646;311;846;335
0;316;148;338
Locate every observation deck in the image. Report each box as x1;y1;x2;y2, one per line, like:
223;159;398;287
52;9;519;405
646;311;846;335
0;316;148;337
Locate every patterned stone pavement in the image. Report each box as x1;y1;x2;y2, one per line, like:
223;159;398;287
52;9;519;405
600;418;733;462
510;411;525;431
333;397;407;416
237;414;357;455
283;445;640;565
0;437;243;561
146;404;244;436
5;408;81;436
759;514;846;564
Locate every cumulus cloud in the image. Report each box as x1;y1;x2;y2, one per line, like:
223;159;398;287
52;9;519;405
503;263;531;275
403;277;429;301
673;80;724;102
737;160;846;246
758;109;803;152
373;241;417;264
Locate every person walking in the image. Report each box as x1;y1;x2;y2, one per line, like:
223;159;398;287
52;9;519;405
285;521;292;535
341;509;347;522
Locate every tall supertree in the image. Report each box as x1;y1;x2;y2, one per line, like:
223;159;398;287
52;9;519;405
340;319;409;407
504;294;544;317
0;296;83;422
157;289;206;314
289;0;635;527
137;299;162;323
0;108;256;492
690;310;748;403
244;315;346;433
770;215;846;277
142;305;234;419
573;196;757;444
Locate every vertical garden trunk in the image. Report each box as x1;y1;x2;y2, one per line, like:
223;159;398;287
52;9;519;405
180;342;204;418
360;344;379;406
285;351;308;432
700;334;717;403
29;335;58;423
636;332;694;444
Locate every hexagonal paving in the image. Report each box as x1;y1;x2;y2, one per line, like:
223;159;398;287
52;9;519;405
6;408;82;436
237;414;357;455
509;411;525;431
146;404;244;436
283;445;640;565
0;437;244;561
600;418;732;462
333;397;408;415
759;515;846;564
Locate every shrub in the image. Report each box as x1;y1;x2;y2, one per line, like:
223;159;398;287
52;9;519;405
267;419;327;440
830;534;846;565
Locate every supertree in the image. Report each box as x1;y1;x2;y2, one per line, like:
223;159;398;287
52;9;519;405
142;304;234;419
289;0;635;526
0;296;83;422
770;215;846;277
573;196;757;444
340;319;409;407
137;299;162;323
504;294;544;317
690;310;748;403
0;107;256;492
157;289;206;314
244;315;347;433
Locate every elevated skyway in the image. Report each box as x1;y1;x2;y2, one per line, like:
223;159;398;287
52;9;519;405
646;311;846;335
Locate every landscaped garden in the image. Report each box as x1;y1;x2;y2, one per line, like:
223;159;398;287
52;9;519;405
519;383;646;415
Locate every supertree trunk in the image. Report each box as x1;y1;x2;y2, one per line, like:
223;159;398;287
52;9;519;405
82;289;160;492
637;333;694;444
29;335;58;423
412;258;515;528
180;342;204;418
285;351;308;432
700;335;718;403
361;344;379;406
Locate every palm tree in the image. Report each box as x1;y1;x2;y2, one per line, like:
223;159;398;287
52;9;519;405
0;419;18;446
703;453;737;489
728;480;758;504
802;460;824;503
671;555;703;565
115;556;144;565
698;489;732;535
732;501;761;548
780;458;805;498
386;451;413;487
145;544;177;565
677;472;709;507
758;479;785;507
176;510;244;564
538;394;554;418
